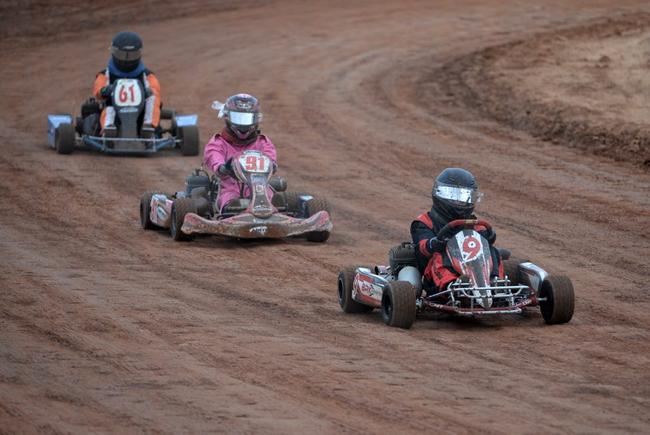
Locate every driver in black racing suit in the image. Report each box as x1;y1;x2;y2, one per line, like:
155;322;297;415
410;168;503;294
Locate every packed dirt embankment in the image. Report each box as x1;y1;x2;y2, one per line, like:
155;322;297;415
2;1;650;434
434;13;650;167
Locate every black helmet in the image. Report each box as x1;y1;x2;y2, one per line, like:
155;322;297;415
431;168;482;220
223;93;262;143
110;31;143;72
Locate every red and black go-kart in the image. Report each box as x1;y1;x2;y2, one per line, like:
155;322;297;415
140;150;333;242
337;219;574;329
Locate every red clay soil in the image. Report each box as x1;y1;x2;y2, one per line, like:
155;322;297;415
1;1;650;434
430;12;650;167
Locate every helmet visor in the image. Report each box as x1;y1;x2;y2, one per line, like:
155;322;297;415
228;111;258;126
110;46;142;62
434;183;482;206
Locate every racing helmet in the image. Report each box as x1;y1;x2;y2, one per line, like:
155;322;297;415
431;168;482;220
223;94;262;142
110;31;143;72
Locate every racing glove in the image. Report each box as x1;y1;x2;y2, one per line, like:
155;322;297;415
427;237;446;253
218;158;234;177
99;84;115;98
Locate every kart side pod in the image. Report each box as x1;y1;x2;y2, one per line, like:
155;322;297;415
47;114;74;148
518;262;548;293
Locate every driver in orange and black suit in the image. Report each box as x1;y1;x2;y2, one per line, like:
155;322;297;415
411;168;503;295
92;31;161;135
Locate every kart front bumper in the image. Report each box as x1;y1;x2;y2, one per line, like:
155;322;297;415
181;211;332;239
421;298;535;316
81;135;178;154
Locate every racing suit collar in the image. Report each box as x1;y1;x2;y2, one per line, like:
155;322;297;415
107;58;146;79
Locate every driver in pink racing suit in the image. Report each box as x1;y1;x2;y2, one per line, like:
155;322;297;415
203;94;277;211
411;168;503;294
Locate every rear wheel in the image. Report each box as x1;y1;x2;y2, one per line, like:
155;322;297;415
140;191;159;230
539;275;574;324
305;198;331;243
179;125;199;156
170;198;196;241
283;191;305;214
502;259;521;285
381;281;416;329
55;123;75;155
338;266;374;313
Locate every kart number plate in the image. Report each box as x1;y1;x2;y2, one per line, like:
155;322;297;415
238;153;271;173
114;79;143;107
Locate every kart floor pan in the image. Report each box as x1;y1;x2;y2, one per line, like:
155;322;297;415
181;210;332;239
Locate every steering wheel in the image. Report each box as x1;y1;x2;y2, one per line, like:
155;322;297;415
436;219;493;241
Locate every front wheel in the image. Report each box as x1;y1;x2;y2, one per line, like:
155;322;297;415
338;266;374;314
539;275;574;324
305;197;331;243
179;125;199;156
381;281;416;329
170;198;196;241
55;123;75;154
140;191;158;230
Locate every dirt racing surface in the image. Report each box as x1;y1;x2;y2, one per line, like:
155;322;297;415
1;1;650;433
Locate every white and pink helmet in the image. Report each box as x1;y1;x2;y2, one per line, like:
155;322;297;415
220;93;262;141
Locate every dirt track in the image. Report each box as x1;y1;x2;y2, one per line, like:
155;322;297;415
1;1;650;433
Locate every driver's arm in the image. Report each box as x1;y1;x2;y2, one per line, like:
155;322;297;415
260;137;277;164
411;219;437;259
93;73;108;101
203;136;228;174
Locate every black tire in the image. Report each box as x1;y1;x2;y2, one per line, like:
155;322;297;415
388;243;417;271
140;191;158;230
503;259;521;285
179;125;199;156
381;281;416;329
539;275;575;325
337;266;374;314
170;198;196;241
283;191;304;214
55;123;75;155
305;198;331;243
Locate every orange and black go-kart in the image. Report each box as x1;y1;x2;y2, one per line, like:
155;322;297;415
47;78;198;155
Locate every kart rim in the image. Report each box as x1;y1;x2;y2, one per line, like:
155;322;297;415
382;293;393;321
337;278;345;306
540;282;554;320
171;208;179;238
140;200;147;227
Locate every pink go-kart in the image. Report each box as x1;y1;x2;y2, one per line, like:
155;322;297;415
140;150;332;242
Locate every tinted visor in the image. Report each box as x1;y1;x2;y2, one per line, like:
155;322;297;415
228;111;258;126
434;183;482;206
110;46;142;62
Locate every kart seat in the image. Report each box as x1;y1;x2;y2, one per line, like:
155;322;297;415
389;242;418;271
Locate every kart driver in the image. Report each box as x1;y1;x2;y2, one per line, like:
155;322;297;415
92;31;162;137
203;94;277;211
411;168;503;294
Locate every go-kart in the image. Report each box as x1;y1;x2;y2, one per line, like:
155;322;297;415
338;219;574;329
47;77;199;155
140;150;333;242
